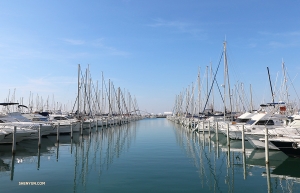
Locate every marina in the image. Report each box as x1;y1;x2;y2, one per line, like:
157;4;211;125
1;1;300;192
1;118;300;192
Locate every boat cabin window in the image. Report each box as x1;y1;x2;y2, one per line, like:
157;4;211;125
32;117;48;121
54;117;68;120
0;120;4;123
236;118;249;123
255;120;274;125
245;120;256;125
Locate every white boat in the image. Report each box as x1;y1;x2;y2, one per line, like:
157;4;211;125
0;112;54;137
48;114;81;133
218;111;256;137
0;126;37;143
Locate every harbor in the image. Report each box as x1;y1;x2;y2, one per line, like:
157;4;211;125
2;1;300;192
1;118;300;193
1;45;300;193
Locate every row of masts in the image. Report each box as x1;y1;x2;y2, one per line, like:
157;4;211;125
75;64;141;120
172;41;299;119
2;64;142;119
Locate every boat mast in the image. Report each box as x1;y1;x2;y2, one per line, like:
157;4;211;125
282;60;289;105
77;64;81;119
210;62;214;112
206;66;209;114
250;84;253;112
267;67;275;106
197;67;201;116
223;41;227;122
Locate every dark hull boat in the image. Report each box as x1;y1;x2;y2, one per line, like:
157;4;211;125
269;138;300;157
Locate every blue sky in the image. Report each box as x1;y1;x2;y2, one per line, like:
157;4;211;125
1;1;300;114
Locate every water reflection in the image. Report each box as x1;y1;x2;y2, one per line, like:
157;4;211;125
171;121;300;193
0;122;137;192
72;123;137;191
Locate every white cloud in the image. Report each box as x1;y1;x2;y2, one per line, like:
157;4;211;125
62;38;85;45
147;18;205;39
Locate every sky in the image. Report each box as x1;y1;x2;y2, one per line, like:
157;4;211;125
0;1;300;114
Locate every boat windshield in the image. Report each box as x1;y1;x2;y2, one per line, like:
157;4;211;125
245;120;256;125
255;120;274;125
236;118;249;123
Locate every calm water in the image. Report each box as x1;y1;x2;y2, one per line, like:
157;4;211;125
1;118;300;193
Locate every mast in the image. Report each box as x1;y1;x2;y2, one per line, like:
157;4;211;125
223;41;227;122
206;66;209;113
197;67;201;116
282;60;289;105
210;63;214;112
267;67;275;105
250;84;253;112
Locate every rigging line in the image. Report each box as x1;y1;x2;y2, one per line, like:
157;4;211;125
234;84;246;111
202;51;224;114
286;71;300;102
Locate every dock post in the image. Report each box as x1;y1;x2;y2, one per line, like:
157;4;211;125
208;121;211;139
12;126;17;154
89;120;91;134
57;123;60;143
215;122;219;142
38;124;42;148
242;125;245;153
226;123;230;147
70;123;73;139
70;138;73;154
265;128;269;164
96;119;98;131
80;121;83;136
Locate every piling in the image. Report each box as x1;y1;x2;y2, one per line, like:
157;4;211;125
226;123;230;147
208;121;211;138
89;120;91;134
70;138;73;154
70;123;73;139
80;121;83;136
215;122;219;142
38;124;42;148
265;128;269;164
57;123;60;143
12;126;17;154
226;123;231;168
242;125;245;153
